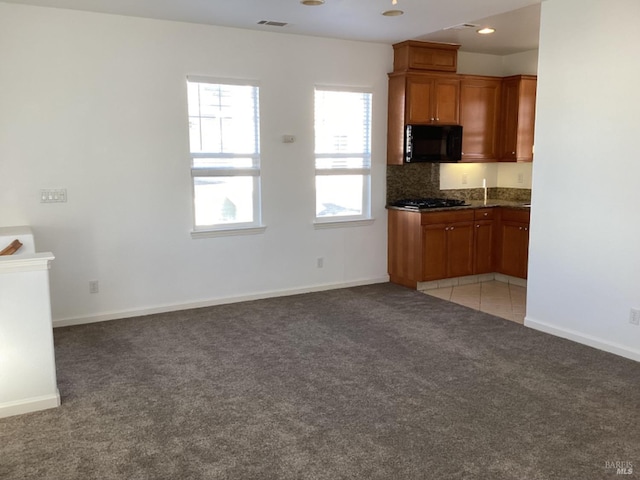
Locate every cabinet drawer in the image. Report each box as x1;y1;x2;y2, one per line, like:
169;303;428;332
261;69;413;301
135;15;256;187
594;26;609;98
474;208;494;220
421;210;474;225
500;208;530;223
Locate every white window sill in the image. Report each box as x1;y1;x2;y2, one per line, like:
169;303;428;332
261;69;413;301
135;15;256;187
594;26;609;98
191;225;267;239
313;218;375;230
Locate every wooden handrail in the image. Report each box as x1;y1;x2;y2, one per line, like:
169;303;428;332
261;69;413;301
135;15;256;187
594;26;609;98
0;239;23;256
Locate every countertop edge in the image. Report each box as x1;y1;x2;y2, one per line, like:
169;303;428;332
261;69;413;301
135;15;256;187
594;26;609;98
386;201;530;213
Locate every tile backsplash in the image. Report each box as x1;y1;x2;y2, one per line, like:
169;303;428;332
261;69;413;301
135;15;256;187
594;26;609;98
387;163;441;203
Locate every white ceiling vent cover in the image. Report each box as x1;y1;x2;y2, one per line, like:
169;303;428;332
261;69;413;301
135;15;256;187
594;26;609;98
444;23;479;30
257;20;288;27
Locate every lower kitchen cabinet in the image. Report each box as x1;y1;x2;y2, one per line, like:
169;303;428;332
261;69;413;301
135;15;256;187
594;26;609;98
496;209;530;279
473;208;495;274
388;208;475;287
422;212;474;281
388;206;529;288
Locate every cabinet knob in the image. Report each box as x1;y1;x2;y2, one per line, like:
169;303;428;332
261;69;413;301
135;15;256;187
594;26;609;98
512;151;516;155
519;227;523;230
450;226;454;230
483;212;488;216
525;227;529;231
476;224;480;227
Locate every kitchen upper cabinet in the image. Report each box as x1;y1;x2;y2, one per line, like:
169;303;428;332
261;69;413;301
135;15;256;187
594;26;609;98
459;76;502;162
387;73;460;165
393;41;459;73
499;75;537;162
496;209;530;278
406;75;460;124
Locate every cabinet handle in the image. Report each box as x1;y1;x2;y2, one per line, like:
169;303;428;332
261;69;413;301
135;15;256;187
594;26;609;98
483;212;488;217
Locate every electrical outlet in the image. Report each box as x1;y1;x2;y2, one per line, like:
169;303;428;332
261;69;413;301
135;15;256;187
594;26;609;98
316;257;324;268
461;173;468;185
517;173;524;184
89;280;99;294
630;308;640;326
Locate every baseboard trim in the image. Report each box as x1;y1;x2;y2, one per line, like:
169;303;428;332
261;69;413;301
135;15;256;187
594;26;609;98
0;390;60;419
53;276;390;328
525;316;640;363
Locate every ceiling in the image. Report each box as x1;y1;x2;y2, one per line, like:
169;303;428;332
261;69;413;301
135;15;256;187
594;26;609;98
1;0;541;55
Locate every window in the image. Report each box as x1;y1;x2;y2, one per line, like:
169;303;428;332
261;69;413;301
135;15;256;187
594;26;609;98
186;77;261;232
314;88;372;223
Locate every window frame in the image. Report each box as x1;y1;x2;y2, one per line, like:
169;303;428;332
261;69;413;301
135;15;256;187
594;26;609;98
186;76;264;237
313;86;373;226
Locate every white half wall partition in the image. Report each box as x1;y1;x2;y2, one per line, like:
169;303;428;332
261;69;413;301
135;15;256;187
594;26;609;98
0;226;59;418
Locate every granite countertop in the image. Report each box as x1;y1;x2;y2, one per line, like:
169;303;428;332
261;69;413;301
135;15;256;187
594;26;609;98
386;199;531;213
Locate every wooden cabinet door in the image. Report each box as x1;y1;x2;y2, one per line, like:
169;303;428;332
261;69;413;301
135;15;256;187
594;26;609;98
433;78;460;124
474;220;494;274
499;221;528;278
500;78;519;161
521;224;530;278
406;75;459;124
406;76;435;124
499;75;537;162
460;77;501;162
422;224;448;281
446;222;474;277
515;78;536;161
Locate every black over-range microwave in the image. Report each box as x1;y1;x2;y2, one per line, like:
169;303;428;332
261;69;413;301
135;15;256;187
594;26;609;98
404;124;463;163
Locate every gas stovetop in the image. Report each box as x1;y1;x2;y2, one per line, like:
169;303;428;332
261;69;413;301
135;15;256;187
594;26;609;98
389;198;468;210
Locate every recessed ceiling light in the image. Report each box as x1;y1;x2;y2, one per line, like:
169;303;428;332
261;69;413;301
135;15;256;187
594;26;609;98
477;27;496;35
382;9;404;16
300;0;324;5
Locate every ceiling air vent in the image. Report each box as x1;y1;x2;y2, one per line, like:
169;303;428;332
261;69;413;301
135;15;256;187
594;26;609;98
257;20;288;27
444;23;479;30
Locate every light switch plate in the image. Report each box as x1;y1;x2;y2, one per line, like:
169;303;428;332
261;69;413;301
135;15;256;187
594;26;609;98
40;189;67;203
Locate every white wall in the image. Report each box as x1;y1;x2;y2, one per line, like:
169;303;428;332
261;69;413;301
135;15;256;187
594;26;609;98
440;162;533;191
0;4;391;325
526;0;640;361
457;52;505;76
502;50;539;76
439;163;497;190
458;49;539;77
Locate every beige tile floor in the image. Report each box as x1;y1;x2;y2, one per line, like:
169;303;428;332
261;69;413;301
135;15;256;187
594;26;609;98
423;280;527;324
